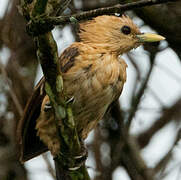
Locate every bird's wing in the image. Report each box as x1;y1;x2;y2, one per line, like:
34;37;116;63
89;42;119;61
17;44;81;162
17;77;48;162
60;44;79;73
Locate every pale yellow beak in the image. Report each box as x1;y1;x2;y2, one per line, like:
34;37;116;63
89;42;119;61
136;33;165;43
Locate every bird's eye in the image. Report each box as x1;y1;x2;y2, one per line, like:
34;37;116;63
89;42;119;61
121;26;131;35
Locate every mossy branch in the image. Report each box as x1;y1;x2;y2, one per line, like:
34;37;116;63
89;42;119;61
20;0;90;180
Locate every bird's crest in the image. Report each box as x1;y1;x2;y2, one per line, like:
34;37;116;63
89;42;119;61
79;15;140;39
79;15;141;54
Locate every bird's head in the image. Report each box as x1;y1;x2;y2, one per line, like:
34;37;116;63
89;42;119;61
79;15;165;55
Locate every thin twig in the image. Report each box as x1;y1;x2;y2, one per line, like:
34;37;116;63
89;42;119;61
42;154;56;179
154;129;181;175
127;53;141;81
0;60;23;116
55;0;72;16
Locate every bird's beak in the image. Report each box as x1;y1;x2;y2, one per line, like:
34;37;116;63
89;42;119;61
136;33;165;43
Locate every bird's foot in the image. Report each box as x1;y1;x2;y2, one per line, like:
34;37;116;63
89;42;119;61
69;141;88;171
44;101;52;112
66;96;74;104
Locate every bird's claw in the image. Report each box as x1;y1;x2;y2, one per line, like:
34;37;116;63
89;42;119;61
66;96;74;104
68;141;88;171
68;166;81;171
44;101;52;112
74;145;88;160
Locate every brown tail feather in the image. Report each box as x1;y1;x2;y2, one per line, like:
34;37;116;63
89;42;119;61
17;77;48;162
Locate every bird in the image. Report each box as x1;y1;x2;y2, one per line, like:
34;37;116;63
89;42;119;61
17;15;165;163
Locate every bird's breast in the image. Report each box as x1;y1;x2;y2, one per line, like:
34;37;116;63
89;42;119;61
63;53;127;139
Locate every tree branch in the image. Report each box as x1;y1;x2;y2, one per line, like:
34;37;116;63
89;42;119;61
27;0;177;36
20;0;90;180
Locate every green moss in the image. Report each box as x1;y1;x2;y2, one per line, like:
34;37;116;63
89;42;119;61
67;106;75;128
32;0;48;17
56;75;64;92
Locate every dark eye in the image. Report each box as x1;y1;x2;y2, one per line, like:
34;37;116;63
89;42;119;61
121;25;131;35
